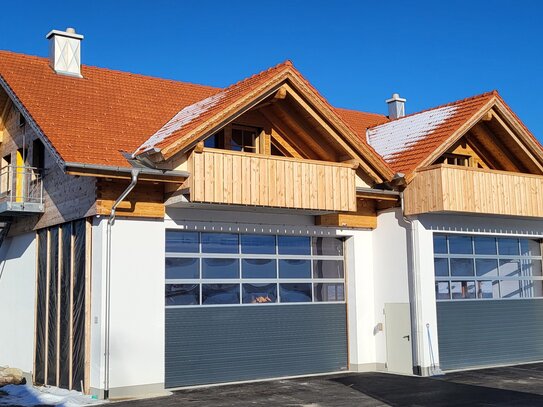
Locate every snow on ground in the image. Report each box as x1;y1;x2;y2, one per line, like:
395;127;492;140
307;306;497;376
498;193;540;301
0;384;104;406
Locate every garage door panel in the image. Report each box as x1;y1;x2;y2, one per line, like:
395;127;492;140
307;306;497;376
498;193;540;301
437;300;543;370
165;304;347;388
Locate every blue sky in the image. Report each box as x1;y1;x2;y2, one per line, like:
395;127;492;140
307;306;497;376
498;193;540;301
1;0;542;139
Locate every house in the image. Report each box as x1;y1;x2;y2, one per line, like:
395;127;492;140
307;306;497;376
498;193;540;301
1;27;543;399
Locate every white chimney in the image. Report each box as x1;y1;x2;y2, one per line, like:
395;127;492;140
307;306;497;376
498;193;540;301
386;93;406;119
46;27;84;78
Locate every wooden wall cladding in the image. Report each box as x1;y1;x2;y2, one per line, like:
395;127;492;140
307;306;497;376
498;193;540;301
96;179;165;218
189;148;357;212
404;164;543;217
315;199;377;229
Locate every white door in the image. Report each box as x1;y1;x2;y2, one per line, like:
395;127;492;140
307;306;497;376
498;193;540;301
385;303;413;374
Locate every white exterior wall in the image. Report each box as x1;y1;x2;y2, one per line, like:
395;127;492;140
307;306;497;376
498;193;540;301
412;213;543;373
0;232;36;375
372;209;410;367
90;216;166;398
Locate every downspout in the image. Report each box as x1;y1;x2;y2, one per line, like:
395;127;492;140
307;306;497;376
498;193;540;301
104;169;140;399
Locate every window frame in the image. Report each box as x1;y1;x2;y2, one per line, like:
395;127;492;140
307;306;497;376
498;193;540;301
165;231;346;308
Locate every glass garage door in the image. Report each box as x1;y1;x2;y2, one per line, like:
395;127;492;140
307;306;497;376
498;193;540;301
164;231;348;388
434;234;543;370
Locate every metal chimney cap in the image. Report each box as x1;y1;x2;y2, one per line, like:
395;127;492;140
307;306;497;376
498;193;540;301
386;93;407;103
46;28;84;40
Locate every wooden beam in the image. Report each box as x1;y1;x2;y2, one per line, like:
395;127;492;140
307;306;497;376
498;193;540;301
270;129;303;158
315;199;377;228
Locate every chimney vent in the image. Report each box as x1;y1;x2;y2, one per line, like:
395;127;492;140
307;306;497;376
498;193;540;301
386;93;406;119
46;27;84;78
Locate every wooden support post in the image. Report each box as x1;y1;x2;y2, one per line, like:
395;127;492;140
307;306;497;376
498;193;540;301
44;229;50;385
68;226;75;390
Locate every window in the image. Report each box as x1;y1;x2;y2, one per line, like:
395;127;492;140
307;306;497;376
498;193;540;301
165;232;345;307
436;153;470;167
433;234;543;300
32;139;45;170
231;126;258;153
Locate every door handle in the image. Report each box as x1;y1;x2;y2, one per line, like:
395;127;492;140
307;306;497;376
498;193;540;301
403;335;410;341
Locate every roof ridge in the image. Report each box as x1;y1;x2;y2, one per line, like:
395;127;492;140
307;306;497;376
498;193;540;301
219;60;294;93
0;49;221;91
334;106;387;118
369;90;498;129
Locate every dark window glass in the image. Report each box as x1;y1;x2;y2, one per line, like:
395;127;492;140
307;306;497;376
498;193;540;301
521;239;541;257
202;284;240;304
242;259;276;278
314;283;345;302
475;259;498;277
450;258;474;277
313;260;344;278
435;282;450;300
434;258;449;277
433;235;447;254
498;238;519;256
165;258;199;279
165;284;199;306
242;283;277;304
312;237;343;256
202;258;239;279
280;283;312;303
477;281;500;299
499;259;520;277
279;259;311;278
166;231;199;253
241;234;275;254
449;236;473;254
451;280;476;299
474;237;497;255
278;236;310;255
201;233;239;253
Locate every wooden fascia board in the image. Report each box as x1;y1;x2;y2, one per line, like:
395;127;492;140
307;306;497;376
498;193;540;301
406;97;497;182
160;71;292;160
282;75;393;183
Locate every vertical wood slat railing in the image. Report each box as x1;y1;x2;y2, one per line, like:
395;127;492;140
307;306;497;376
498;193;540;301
404;164;543;217
189;148;357;212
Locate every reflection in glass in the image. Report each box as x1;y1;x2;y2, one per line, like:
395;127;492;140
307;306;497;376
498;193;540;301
521;280;543;298
202;284;240;304
451;281;476;299
313;260;344;278
449;236;473;254
450;258;474;277
165;284;199;305
312;237;343;256
314;283;345;302
434;258;449;277
166;231;199;253
202;258;239;279
277;236;310;255
474;237;497;255
475;259;498;277
241;234;275;254
279;259;311;278
201;233;239;253
498;238;519;256
242;259;276;278
520;239;542;257
435;282;450;300
433;235;447;254
280;283;312;302
242;283;277;304
499;259;521;277
500;280;522;299
165;258;199;279
522;259;543;277
477;280;499;299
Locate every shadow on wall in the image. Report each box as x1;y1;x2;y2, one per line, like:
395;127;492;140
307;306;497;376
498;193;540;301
0;232;34;282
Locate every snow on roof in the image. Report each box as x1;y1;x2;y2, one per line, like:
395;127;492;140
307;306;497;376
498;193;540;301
366;105;458;162
134;91;225;156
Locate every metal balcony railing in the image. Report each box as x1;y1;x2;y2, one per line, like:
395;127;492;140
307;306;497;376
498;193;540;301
0;165;44;214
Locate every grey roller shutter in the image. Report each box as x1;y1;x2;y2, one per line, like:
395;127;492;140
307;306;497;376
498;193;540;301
165;303;347;388
437;300;543;370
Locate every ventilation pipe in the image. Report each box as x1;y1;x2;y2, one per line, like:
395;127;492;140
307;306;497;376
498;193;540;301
386;93;406;119
46;27;84;77
104;169;140;399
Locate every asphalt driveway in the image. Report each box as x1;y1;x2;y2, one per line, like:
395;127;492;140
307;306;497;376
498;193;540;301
112;363;543;407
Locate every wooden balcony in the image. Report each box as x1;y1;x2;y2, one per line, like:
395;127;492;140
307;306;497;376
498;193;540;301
188;149;357;212
404;164;543;217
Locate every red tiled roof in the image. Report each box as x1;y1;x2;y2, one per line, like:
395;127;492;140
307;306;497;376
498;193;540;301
334;107;389;143
0;50;219;166
367;92;497;174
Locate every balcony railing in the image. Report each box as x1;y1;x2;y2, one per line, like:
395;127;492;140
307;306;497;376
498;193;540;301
0;165;44;214
404;164;543;217
188;149;357;212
